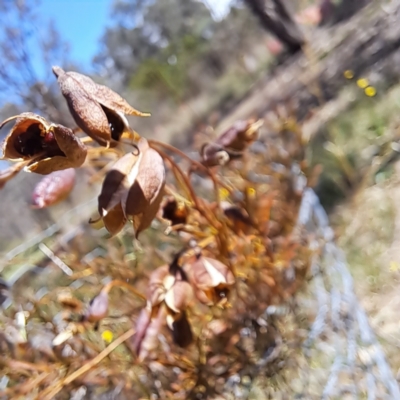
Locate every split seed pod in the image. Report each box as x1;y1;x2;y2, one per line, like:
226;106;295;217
95;138;165;237
161;196;188;226
0;112;87;174
183;256;235;306
53;66;150;146
147;265;193;315
31;168;76;209
216;119;263;152
147;265;193;348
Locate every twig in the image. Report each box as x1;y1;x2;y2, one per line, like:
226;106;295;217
38;328;135;400
38;243;73;276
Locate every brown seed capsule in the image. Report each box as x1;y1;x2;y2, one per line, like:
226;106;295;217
183;256;235;306
200;142;231;167
31;168;76;209
0;113;87;174
95;138;165;237
83;291;109;323
161;196;188;226
220;201;254;235
147;265;193;314
216;119;263;152
52;66;150;146
170;311;193;348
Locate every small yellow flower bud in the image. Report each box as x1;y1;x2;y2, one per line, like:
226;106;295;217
364;86;376;97
356;78;369;89
343;70;354;79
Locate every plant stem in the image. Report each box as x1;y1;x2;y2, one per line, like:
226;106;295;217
103;279;147;301
155;147;221;230
148;139;232;195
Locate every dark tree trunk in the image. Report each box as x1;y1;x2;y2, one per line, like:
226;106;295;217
333;0;371;24
320;0;372;26
244;0;305;54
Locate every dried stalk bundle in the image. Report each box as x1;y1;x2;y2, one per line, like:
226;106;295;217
0;69;394;400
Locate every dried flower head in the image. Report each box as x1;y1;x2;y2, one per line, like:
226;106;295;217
95;138;165;237
53;66;150;146
31;168;76;209
0;113;87;174
184;255;235;306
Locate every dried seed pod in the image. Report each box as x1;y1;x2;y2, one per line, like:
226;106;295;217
53;66;149;146
95;138;165;237
83;291;109;323
0;112;87;174
133;306;166;360
200;142;231;167
31;168;76;209
169;311;193;348
216;119;263;152
161;196;188;226
220;201;254;235
147;265;193;314
183;256;235;306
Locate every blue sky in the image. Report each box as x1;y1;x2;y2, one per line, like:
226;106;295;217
37;0;111;69
37;0;231;70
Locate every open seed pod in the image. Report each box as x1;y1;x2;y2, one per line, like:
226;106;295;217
183;255;235;306
216;119;264;152
95;138;165;237
53;66;150;146
0;112;87;174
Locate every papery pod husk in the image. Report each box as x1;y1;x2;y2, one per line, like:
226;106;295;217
0;113;87;174
125;140;165;238
131;187;164;238
62;69;149;117
31;168;76;209
161;196;188;226
164;278;193;314
216;119;262;151
95;138;165;237
53;66;149;146
170;311;193;348
102;203;127;236
147;265;171;307
133;305;167;361
184;256;235;290
53;68;113;146
97;147;142;218
28;124;87;174
1;112;49;160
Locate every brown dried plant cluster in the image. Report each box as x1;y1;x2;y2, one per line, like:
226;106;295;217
0;68;312;399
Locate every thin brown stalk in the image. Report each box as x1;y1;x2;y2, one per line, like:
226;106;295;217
149;139;232;195
38;328;135;400
155;147;221;230
103;279;147;301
